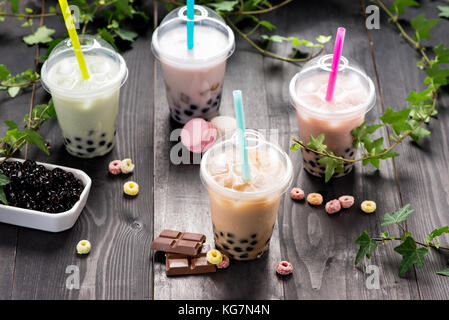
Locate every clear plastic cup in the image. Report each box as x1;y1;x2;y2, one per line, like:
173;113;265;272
289;54;376;177
41;35;128;158
152;5;235;124
200;130;293;261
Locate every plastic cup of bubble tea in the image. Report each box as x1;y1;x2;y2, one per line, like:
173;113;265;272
151;5;235;124
41;35;128;158
200;130;293;261
289;54;376;178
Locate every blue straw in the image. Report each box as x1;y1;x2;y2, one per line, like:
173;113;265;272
187;0;194;50
233;90;251;181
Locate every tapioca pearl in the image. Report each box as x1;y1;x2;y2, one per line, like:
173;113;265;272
75;137;82;142
87;140;94;145
114;130;117;136
234;247;242;253
220;231;224;237
88;130;95;136
201;107;209;113
77;145;83;150
222;244;230;250
190;104;198;110
227;239;234;245
240;239;248;244
309;160;316;167
107;142;113;149
251;233;257;238
184;110;194;117
214;233;219;239
101;133;106;137
207;99;212;105
213;101;218;108
246;247;254;252
174;114;182;122
99;141;106;146
349;151;354;157
180;93;190;104
250;240;258;246
345;147;351;153
239;253;249;259
65;138;72;144
87;147;96;153
175;109;180;115
227;232;234;238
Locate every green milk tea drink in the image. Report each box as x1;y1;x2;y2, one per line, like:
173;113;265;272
41;35;128;158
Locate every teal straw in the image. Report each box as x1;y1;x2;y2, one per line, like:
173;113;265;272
233;90;251;181
187;0;194;50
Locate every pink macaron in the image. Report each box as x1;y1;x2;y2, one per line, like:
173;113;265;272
181;118;217;153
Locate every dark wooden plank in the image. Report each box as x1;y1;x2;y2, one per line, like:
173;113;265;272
153;8;284;300
7;1;155;299
0;0;45;300
262;0;420;299
368;1;449;299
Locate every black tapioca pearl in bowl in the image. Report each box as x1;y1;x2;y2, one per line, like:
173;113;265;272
222;244;230;250
251;233;257;239
184;110;194;117
174;114;181;122
227;239;234;245
240;239;248;244
101;133;106;137
190;104;198;110
75;137;82;142
234;247;242;253
107;142;113;149
87;147;96;153
345;147;351;153
220;231;224;237
65;138;72;144
207;99;212;105
213;101;218;108
202;107;210;113
246;247;254;252
214;233;219;239
77;145;83;150
87;140;94;145
349;151;354;157
250;240;258;246
239;253;249;259
99;140;106;146
309;160;316;167
227;232;234;238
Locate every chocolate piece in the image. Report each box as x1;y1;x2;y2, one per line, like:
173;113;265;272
165;244;216;276
150;229;206;256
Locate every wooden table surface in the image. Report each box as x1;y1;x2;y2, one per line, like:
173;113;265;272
0;0;448;300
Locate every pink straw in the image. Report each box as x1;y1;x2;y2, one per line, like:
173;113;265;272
325;27;346;102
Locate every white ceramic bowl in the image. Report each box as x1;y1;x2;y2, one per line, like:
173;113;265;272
0;158;92;232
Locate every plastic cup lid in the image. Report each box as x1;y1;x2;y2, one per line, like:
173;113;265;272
289;54;376;119
151;5;235;67
200;130;293;198
40;34;128;98
181;118;217;153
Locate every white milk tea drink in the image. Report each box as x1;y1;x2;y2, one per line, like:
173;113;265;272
41;35;128;158
201;131;293;261
152;5;235;124
289;55;376;177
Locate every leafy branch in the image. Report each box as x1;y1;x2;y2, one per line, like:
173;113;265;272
355;204;449;277
290;0;449;182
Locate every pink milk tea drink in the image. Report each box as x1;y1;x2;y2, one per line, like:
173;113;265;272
152;5;235;124
201;131;293;261
289;55;376;177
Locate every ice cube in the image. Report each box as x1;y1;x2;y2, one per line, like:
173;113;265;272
89;60;110;74
55;59;75;75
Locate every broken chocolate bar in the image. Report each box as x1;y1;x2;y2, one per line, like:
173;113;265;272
166;244;216;276
150;229;206;256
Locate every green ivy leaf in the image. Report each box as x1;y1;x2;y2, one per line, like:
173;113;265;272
381;204;414;226
114;0;133;18
394;236;429;277
24;129;49;155
425;64;449;87
258;20;276;31
354;231;379;265
4;120;18;130
316;35;332;44
351;122;384;147
98;28;117;49
0;186;7;205
290;142;301;151
425;226;449;244
114;28;138;42
261;34;287;43
307;133;327;153
9;0;20;14
410;14;440;41
380;107;412;135
210;0;238;12
23;26;55;45
318;154;344;183
7;87;20;98
434;44;449;63
389;0;419;15
408;122;431;143
437;5;449;19
0;172;10;186
437;268;449;276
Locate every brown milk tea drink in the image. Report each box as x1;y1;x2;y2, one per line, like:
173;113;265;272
152;5;235;124
41;35;128;158
289;55;376;177
201;131;293;261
